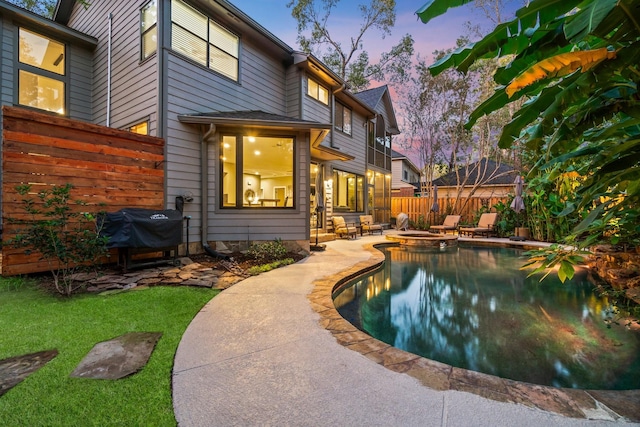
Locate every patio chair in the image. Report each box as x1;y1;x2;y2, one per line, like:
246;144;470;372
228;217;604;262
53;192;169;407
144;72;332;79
459;213;498;238
429;215;461;234
359;215;383;235
332;216;357;239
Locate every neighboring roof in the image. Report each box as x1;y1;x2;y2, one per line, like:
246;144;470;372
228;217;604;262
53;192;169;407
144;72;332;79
4;0;97;48
391;149;407;159
432;159;518;187
391;149;421;175
178;110;354;162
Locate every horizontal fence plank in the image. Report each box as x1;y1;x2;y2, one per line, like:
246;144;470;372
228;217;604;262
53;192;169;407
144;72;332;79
2;106;166;276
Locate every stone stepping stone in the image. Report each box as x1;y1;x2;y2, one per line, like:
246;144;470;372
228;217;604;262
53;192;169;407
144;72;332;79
0;350;58;396
70;332;162;380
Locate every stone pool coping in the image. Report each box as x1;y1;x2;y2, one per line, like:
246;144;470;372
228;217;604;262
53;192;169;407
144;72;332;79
307;240;640;423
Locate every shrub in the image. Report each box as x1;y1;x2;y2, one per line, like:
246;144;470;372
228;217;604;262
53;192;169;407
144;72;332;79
246;238;288;263
246;258;295;276
7;184;108;296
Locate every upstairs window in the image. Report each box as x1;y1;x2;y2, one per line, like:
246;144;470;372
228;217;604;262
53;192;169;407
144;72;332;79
141;0;157;60
335;102;352;135
18;28;66;114
171;0;239;81
307;78;328;104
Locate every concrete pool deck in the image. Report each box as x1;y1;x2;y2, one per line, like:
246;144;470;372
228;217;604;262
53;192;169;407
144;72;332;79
172;234;640;426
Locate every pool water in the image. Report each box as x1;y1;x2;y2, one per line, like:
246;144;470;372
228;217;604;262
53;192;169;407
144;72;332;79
333;245;640;390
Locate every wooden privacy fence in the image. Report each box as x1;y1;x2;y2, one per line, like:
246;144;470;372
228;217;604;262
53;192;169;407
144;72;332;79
2;106;165;276
391;196;508;226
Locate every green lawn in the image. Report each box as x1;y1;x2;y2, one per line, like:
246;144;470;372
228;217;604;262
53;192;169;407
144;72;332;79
0;277;217;426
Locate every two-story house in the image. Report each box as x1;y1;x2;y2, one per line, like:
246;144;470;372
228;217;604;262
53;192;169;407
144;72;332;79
1;0;399;258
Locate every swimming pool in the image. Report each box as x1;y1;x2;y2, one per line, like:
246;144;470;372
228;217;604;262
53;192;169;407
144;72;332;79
333;245;640;390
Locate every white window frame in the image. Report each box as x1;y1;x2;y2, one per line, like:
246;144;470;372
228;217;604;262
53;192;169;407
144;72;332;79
141;0;158;61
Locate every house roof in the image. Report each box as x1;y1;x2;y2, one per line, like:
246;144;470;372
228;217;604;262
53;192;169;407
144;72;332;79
4;1;97;48
178;110;354;162
54;0;292;59
432;159;518;187
354;85;400;135
178;110;330;128
355;86;387;108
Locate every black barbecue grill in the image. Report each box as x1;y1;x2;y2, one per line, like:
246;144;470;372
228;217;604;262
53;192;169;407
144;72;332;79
100;208;183;272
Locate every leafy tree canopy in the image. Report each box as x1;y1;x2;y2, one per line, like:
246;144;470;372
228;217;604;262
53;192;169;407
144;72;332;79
6;0;56;17
416;0;640;248
6;0;90;18
287;0;414;91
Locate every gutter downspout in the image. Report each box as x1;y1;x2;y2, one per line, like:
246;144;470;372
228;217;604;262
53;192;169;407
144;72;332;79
330;83;346;147
201;124;215;245
106;13;112;126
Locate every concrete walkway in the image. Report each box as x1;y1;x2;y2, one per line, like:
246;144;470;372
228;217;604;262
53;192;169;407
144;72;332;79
172;235;639;426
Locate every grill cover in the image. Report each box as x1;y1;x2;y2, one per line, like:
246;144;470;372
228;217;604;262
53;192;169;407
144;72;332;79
100;208;183;248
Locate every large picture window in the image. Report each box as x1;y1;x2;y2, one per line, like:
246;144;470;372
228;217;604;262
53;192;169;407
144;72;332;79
18;28;66;114
141;0;157;60
335;102;352;135
333;169;364;212
171;0;239;80
221;135;295;208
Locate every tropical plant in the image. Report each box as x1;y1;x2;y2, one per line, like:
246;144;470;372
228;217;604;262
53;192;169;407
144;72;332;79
492;198;517;237
7;184;108;296
416;0;640;268
521;244;590;283
409;214;430;230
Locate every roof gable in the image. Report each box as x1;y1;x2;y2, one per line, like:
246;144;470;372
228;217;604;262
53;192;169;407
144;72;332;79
355;85;399;134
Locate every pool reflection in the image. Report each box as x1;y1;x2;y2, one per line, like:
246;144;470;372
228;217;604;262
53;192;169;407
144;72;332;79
333;246;640;390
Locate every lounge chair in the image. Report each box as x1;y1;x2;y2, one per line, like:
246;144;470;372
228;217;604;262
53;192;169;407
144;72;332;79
359;215;383;235
459;213;498;238
332;216;357;239
429;215;461;234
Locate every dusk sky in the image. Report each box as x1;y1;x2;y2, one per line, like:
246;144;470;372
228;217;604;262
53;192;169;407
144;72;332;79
230;0;523;66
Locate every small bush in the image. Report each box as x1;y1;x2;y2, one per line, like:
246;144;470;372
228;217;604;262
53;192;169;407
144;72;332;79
246;238;288;263
246;258;295;276
7;183;108;296
409;214;430;230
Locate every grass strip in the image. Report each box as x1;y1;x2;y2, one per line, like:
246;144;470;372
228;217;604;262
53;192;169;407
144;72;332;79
0;278;216;426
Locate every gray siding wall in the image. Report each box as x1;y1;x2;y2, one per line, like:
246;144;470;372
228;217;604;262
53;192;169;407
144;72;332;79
67;44;94;121
285;66;301;119
1;15;13;110
166;32;304;244
67;0;158;132
330;110;367;173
